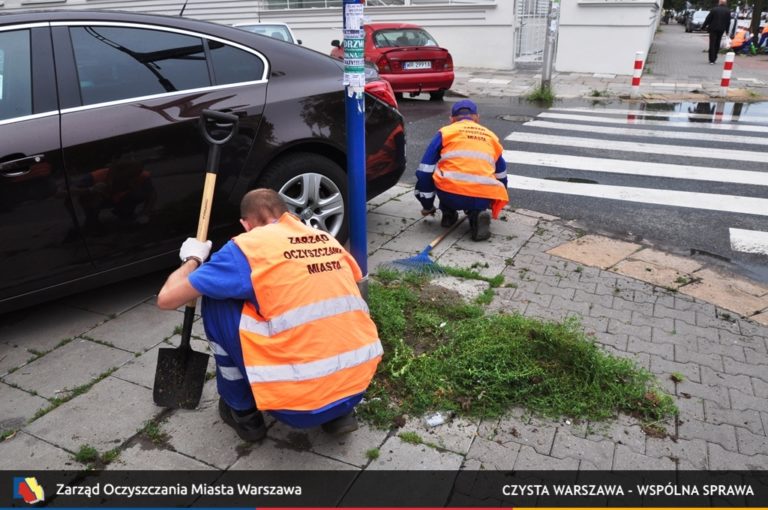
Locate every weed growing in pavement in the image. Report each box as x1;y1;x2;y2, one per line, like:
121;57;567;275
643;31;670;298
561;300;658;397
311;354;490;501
74;445;99;464
365;448;380;461
670;372;685;383
140;419;169;445
398;432;423;445
361;272;677;431
30;368;118;422
1;429;17;442
526;85;556;105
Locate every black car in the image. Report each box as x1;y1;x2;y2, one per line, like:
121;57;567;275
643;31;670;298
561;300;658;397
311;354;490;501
0;10;406;313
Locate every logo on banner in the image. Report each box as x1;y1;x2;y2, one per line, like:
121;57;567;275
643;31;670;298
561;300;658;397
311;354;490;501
13;477;45;504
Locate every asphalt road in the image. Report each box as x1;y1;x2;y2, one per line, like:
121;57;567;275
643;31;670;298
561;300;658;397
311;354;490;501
396;96;768;283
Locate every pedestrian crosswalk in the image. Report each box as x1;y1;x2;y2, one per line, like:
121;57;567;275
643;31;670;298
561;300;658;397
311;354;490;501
503;105;768;257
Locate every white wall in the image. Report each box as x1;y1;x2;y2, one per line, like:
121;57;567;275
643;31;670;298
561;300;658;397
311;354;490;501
555;0;661;75
243;4;517;70
0;0;515;70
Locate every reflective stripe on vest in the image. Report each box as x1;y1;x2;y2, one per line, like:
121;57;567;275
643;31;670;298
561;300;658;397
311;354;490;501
438;169;506;189
246;340;383;383
240;295;369;337
440;150;497;166
219;365;244;381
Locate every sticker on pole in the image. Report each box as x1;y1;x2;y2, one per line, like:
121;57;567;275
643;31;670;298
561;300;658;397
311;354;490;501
343;28;366;97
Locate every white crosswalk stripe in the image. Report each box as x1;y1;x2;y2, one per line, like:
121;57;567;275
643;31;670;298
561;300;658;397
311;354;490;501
505;107;768;257
538;112;768;133
551;106;768;124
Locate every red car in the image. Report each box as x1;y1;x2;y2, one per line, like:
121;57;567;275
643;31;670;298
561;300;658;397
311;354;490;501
332;22;454;101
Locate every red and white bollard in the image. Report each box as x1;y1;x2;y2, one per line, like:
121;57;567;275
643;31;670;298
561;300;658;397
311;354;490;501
630;51;644;98
719;51;735;97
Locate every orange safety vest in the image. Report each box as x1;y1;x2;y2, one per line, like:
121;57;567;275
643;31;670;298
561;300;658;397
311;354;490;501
234;213;382;411
434;120;509;218
732;29;748;47
762;24;768;35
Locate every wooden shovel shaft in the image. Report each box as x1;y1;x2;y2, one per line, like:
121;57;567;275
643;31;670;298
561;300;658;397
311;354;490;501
184;172;218;310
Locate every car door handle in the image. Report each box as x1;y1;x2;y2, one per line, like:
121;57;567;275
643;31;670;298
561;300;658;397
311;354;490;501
0;154;45;177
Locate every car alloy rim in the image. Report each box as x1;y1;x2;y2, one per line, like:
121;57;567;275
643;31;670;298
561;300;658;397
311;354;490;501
278;172;345;237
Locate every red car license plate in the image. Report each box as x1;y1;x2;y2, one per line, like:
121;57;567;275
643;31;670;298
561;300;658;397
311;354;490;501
403;61;432;70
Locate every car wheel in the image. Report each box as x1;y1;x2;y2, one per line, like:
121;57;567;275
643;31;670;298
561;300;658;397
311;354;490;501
429;91;445;101
258;153;349;243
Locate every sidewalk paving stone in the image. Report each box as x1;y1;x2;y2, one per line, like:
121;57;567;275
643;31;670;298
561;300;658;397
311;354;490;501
87;303;183;353
0;383;48;434
2;338;135;399
0;431;77;470
24;376;158;452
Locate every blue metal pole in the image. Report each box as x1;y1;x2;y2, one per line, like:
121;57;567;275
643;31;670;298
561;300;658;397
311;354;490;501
343;0;368;279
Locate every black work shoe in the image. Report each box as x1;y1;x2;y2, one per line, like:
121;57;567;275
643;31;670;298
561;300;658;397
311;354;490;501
470;210;491;241
321;412;359;435
440;209;458;227
218;399;267;442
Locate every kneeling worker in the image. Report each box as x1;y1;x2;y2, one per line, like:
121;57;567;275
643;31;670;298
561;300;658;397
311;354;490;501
157;189;383;441
415;99;509;241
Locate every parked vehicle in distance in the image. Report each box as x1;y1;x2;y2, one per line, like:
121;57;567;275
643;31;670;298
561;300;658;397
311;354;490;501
234;21;301;44
331;22;453;101
686;10;709;32
0;10;405;313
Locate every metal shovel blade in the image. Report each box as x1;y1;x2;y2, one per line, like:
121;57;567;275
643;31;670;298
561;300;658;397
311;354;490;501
152;343;209;409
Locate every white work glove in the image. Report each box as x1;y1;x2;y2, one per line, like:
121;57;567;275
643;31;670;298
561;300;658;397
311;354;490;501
179;238;212;266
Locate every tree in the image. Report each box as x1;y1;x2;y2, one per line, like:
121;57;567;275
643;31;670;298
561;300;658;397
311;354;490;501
749;0;765;40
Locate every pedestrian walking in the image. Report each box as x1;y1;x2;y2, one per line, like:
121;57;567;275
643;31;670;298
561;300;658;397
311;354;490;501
702;0;733;64
414;99;509;241
157;188;383;441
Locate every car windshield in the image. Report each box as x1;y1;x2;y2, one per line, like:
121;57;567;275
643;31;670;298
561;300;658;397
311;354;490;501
372;28;438;48
238;24;292;42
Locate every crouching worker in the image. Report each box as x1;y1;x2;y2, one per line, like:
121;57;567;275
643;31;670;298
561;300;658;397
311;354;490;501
157;189;383;441
415;99;509;241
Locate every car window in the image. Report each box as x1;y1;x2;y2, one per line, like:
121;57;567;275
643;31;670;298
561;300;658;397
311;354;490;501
0;30;32;121
208;40;266;85
239;25;293;43
373;29;438;48
70;26;210;106
693;12;708;22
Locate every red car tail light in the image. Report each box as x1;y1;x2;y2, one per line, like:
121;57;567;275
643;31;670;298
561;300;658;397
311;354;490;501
365;80;399;109
444;53;454;71
376;55;392;73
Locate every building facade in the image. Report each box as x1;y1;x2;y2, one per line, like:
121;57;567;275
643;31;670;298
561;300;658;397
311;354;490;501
0;0;661;75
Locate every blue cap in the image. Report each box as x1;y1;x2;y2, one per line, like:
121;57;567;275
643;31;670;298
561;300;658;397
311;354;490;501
451;99;478;116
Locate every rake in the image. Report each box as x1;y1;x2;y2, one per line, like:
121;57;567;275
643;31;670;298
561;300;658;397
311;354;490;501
384;216;467;274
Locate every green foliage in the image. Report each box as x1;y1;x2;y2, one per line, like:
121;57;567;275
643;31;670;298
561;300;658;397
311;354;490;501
74;445;99;464
140;420;169;444
362;277;677;429
398;432;423;445
527;85;556;105
365;448;380;460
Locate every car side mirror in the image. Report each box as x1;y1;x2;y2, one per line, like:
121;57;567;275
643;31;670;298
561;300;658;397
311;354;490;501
297;39;303;45
331;39;341;48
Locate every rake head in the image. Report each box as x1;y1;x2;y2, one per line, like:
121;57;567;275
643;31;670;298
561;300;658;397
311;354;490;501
382;246;445;275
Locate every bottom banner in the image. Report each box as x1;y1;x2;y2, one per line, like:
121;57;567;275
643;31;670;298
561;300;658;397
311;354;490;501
2;470;767;507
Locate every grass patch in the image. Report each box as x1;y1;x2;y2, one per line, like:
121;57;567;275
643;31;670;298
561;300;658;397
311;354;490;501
1;429;17;442
362;275;676;430
74;445;99;464
365;448;380;461
526;85;556;105
140;419;169;445
398;432;423;445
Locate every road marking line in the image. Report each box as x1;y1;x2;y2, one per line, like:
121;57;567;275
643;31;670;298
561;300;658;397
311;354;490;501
506;175;768;217
538;112;768;133
524;120;768;146
504;132;766;163
502;150;768;186
729;228;768;255
552;106;768;123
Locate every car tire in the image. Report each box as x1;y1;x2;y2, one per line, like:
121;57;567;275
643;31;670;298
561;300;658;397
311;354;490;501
258;153;349;243
429;91;445;101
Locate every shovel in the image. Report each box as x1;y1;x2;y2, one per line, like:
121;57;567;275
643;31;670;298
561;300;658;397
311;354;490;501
153;109;239;409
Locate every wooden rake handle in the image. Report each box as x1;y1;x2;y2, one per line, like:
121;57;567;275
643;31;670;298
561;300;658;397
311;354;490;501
428;215;467;250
